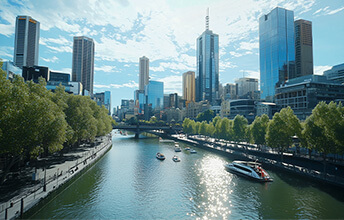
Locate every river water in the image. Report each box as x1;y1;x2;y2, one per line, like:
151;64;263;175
30;133;344;219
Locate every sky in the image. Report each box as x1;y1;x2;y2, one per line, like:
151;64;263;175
0;0;344;109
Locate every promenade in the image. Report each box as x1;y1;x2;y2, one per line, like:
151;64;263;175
0;133;112;220
165;133;344;188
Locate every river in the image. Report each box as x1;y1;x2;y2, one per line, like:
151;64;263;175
30;132;344;219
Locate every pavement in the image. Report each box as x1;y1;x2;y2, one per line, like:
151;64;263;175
0;133;112;220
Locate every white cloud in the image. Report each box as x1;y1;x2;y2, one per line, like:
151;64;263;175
0;46;13;59
95;80;138;89
41;56;59;63
156;75;182;94
40;36;73;53
314;65;331;75
94;65;117;73
219;59;237;70
313;6;344;16
239;41;259;51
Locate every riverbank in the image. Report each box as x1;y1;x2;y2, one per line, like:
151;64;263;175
0;133;112;220
156;132;344;189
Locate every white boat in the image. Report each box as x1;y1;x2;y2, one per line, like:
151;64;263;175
185;146;190;151
224;161;273;182
172;155;181;162
174;146;181;152
159;137;174;143
156;152;166;160
190;149;197;154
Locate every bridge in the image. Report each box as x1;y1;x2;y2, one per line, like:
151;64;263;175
113;124;182;138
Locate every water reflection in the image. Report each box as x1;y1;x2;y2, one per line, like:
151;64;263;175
30;134;344;219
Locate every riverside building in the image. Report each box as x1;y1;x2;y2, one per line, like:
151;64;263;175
72;36;95;96
14;16;40;68
196;8;219;105
183;71;195;107
259;7;295;102
139;56;149;90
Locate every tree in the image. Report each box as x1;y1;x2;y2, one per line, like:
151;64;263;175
251;114;269;148
266;107;301;161
195;122;201;135
199;121;207;136
212;116;221;127
232;115;248;143
219;118;231;140
206;123;215;138
196;109;215;122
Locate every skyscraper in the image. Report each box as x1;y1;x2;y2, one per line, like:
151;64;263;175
139;56;149;91
72;36;95;96
293;19;313;79
259;7;295;101
182;71;195;106
196;9;219;104
14;16;40;68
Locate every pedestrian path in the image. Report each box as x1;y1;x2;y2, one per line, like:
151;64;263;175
0;133;112;220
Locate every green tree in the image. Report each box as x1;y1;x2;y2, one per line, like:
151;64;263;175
219;117;231;140
206;123;215;138
212;116;221;127
266;107;301;161
199;121;207;136
251;114;269;148
232;115;248;143
196;109;215;122
195;122;201;135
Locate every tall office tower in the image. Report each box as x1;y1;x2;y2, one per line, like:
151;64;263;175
259;7;295;101
14;16;40;68
139;56;149;90
182;71;195;105
72;36;95;96
196;8;219;104
293;19;313;79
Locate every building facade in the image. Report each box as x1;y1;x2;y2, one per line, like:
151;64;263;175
14;16;40;68
145;81;164;110
235;77;258;97
228;99;256;123
94;91;111;115
72;36;95;96
186;101;210;119
139;56;149;91
223;83;237;100
256;102;279;119
324;63;344;84
196;10;219;104
293;19;313;79
276;75;344;120
182;71;195;106
2;61;21;80
259;7;295;101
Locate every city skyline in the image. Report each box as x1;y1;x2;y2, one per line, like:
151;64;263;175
0;0;343;106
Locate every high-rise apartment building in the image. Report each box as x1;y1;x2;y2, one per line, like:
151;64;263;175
14;16;40;68
196;9;219;104
259;7;295;101
235;77;258;97
72;36;95;96
293;19;313;79
139;56;149;90
182;71;195;105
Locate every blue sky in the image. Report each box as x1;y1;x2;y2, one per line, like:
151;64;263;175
0;0;343;109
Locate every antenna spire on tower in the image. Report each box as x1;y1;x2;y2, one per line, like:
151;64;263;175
205;8;209;30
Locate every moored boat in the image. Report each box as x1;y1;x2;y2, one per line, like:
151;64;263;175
174;145;181;152
172;155;181;162
190;149;197;154
156;152;166;160
224;161;273;182
185;147;190;151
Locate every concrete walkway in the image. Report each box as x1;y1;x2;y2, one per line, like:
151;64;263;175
0;133;112;220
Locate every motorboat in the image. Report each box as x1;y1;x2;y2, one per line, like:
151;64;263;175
185;147;190;151
159;137;174;143
174;146;182;152
172;155;181;162
224;161;273;182
156;153;166;160
190;149;197;154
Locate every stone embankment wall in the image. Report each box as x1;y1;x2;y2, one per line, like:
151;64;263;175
0;134;112;220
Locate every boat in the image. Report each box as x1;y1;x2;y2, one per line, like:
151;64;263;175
156;153;166;160
224;161;273;182
159;137;174;143
190;149;197;154
174;146;182;152
185;147;190;151
172;155;181;162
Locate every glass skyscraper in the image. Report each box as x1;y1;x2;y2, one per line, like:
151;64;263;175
14;16;40;68
196;10;219;104
145;81;164;110
259;7;295;101
72;36;95;96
